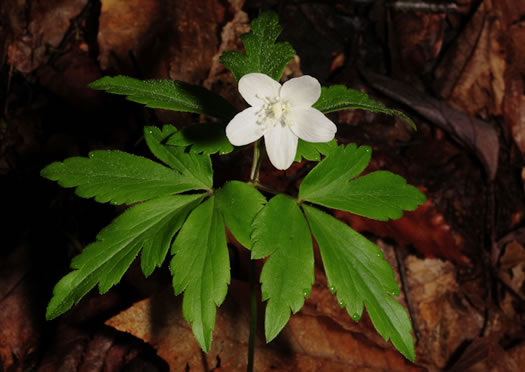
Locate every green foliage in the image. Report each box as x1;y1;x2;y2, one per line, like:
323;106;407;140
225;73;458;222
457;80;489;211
215;181;266;249
170;197;230;352
89;75;237;120
299;144;426;221
294;139;337;162
166;122;234;155
313;85;416;129
321;170;427;220
220;11;295;81
41;150;206;205
251;195;314;341
299;144;371;202
302;205;415;361
144;125;213;190
46;194;204;320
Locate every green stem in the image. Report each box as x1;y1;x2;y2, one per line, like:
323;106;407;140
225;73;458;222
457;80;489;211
249;140;263;182
247;259;257;372
247;140;262;372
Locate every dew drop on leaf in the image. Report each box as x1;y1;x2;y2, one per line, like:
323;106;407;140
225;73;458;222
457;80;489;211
89;153;95;159
302;287;311;298
338;299;345;308
352;313;359;320
329;285;336;294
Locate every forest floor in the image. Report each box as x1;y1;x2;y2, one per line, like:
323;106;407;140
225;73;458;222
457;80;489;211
1;0;525;371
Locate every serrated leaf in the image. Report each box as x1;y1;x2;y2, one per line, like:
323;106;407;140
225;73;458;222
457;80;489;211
41;150;205;205
294;138;337;162
46;194;204;320
166;122;234;155
89;75;237;120
302;205;415;361
220;11;295;81
251;194;314;342
300;144;426;221
316;171;426;221
299;144;372;202
215;181;266;249
144;125;213;190
170;197;230;352
313;85;415;129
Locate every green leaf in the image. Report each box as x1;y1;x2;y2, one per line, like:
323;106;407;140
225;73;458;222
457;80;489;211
251;194;314;342
220;11;295;81
215;181;266;249
166;122;234;155
313;85;416;129
299;144;372;202
89;75;237;120
294;138;337;162
41;150;205;205
300;144;426;221
302;205;415;361
314;170;426;221
170;196;230;352
46;194;204;320
144;125;213;190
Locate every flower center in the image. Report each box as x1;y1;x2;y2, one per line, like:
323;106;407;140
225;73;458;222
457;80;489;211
256;96;290;129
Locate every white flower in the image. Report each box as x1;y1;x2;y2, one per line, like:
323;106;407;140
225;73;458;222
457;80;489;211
226;73;337;170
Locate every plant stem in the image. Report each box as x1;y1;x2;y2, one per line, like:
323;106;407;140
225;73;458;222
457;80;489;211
249;140;263;182
247;259;257;372
247;140;261;372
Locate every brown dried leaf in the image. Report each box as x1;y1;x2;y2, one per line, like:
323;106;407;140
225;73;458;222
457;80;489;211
0;247;39;370
360;69;499;180
98;0;224;83
405;256;484;369
97;0;162;73
7;0;88;73
498;241;525;316
502;68;525;154
502;16;525;155
434;0;506;117
334;198;470;265
389;11;445;77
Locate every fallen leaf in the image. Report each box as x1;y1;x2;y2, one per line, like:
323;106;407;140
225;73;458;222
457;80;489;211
7;0;89;73
360;68;499;180
404;256;484;369
98;0;224;83
389;11;445;77
0;247;40;370
502;68;525;154
498;241;525;317
334;198;470;265
434;0;506;117
204;1;250;110
97;0;161;73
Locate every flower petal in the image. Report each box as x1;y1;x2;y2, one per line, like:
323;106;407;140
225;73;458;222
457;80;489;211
288;107;337;143
239;73;281;107
264;126;298;170
225;107;265;146
280;75;321;107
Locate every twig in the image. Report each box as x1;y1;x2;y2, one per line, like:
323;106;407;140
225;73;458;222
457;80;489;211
387;1;461;13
